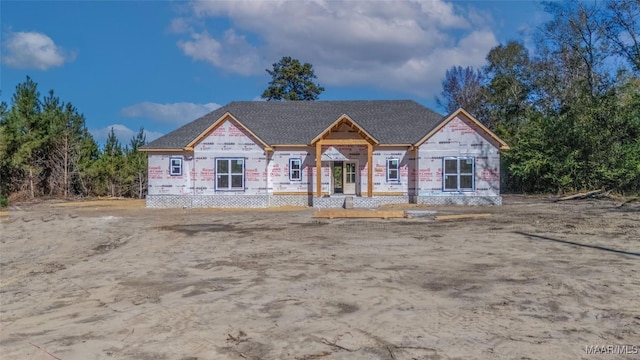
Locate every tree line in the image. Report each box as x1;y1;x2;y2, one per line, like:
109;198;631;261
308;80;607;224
438;0;639;194
1;0;638;206
0;77;148;204
0;55;326;206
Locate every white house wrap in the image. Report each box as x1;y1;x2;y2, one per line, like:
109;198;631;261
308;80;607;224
141;101;509;208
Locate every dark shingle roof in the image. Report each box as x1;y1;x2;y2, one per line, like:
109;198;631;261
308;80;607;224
142;100;445;149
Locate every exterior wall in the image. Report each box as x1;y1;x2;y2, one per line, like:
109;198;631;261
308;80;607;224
146;194;192;208
371;147;411;195
269;147;314;194
146;194;313;208
146;194;416;208
270;195;312;207
147;152;193;196
147;195;270;208
416;114;502;204
192;119;268;196
414;195;502;206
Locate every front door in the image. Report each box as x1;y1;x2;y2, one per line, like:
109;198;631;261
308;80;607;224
344;162;357;195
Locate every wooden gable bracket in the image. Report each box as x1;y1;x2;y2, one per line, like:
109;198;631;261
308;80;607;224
310;114;379;145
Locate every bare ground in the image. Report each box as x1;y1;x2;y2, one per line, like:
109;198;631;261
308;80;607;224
0;196;638;360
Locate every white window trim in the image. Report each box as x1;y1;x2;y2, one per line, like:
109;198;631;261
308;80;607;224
443;157;475;192
386;158;400;183
289;158;302;181
170;158;182;176
215;158;245;191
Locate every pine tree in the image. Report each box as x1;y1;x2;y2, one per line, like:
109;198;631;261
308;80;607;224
261;56;325;101
2;77;46;199
96;128;124;197
124;128;147;199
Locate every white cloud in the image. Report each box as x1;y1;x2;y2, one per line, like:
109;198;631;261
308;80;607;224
168;17;193;34
120;101;221;125
2;31;75;70
175;0;498;98
90;124;163;146
177;29;261;75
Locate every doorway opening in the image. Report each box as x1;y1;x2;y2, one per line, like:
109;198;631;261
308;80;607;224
332;161;357;195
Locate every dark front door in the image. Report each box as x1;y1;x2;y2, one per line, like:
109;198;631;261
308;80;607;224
333;161;343;194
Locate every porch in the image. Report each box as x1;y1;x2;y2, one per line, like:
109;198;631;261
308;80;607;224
312;114;377;198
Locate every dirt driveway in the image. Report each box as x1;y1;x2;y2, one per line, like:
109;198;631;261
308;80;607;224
1;196;638;359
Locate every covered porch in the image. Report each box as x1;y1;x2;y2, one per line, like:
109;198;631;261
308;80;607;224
312;115;377;199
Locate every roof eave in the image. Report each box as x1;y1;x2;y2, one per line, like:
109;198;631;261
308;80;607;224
138;148;188;152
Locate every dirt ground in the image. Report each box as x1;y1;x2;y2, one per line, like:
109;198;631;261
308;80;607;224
1;196;638;360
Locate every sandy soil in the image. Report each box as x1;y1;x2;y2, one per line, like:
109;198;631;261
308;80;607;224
1;196;638;360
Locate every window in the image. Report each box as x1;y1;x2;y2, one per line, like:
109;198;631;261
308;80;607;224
170;158;182;176
443;157;474;191
289;158;302;181
216;158;245;190
387;158;400;182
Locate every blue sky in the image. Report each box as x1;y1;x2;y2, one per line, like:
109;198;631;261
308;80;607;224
1;1;547;146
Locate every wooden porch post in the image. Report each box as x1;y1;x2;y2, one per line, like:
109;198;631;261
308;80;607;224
367;143;373;197
316;141;322;197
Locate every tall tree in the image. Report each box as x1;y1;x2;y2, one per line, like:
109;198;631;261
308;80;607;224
124;128;147;199
500;1;640;194
600;0;640;74
42;95;90;198
0;97;9;198
2;77;45;199
41;90;65;196
483;41;534;138
261;56;325;101
436;66;486;123
96;128;124;197
73;128;100;196
535;1;611;108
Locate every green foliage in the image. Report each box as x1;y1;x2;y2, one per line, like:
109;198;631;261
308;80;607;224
261;56;325;101
441;1;640;195
94;128;124;197
503;74;640;194
123;128;148;198
1;76;45;199
0;76;148;201
0;193;7;208
484;41;533;137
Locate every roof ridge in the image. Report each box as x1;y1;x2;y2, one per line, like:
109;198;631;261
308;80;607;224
142;100;447;149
